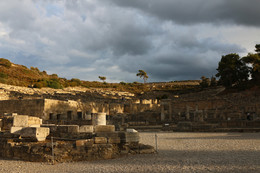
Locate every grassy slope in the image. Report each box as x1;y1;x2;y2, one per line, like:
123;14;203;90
0;58;200;93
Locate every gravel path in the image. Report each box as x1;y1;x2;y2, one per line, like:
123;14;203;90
0;132;259;173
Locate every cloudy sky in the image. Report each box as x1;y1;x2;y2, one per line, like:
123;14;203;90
0;0;259;82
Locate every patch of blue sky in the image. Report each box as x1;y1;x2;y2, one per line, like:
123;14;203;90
45;4;64;17
81;15;86;22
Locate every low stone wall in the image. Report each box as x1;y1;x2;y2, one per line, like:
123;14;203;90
0;114;154;162
0;132;155;163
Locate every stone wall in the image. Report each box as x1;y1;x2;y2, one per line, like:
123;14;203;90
0;99;44;118
0;128;154;162
0;99;161;123
0;136;154;162
160;88;260;128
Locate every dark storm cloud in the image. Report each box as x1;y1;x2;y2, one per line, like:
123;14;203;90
109;0;260;26
117;40;244;82
0;1;258;82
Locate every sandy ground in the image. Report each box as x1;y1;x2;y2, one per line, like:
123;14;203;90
0;132;259;173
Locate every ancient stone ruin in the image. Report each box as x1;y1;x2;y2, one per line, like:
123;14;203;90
159;87;260;132
0;113;155;162
0;83;260;151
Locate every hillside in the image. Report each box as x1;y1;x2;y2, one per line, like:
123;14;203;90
0;58;200;93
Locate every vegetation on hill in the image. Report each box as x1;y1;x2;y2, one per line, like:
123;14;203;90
1;44;259;94
0;58;200;93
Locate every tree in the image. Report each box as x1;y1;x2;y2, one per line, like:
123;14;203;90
242;44;260;82
136;70;148;83
200;76;210;88
98;76;106;83
216;53;249;88
210;76;217;87
255;44;260;55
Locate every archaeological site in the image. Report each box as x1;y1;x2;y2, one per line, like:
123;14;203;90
0;1;260;171
0;80;259;163
0;84;159;162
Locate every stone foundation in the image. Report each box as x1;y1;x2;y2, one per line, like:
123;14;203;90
0;132;155;163
0;114;155;162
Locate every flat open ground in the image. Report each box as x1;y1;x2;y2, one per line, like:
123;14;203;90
0;132;259;173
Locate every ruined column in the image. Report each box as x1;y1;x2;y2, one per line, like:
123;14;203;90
92;113;106;125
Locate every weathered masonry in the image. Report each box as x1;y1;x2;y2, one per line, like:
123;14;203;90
161;98;260;122
0;114;155;162
0;98;160;122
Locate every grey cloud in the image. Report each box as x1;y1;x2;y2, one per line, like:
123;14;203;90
0;1;37;30
0;1;258;83
109;0;260;26
115;33;245;82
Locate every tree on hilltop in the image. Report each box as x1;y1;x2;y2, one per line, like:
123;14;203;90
136;70;148;83
216;53;249;88
98;76;106;83
242;44;260;82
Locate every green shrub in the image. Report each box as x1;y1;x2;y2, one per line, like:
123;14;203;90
68;81;78;87
41;71;47;75
0;58;12;68
21;65;27;68
0;72;8;79
34;80;48;88
70;78;81;86
50;74;58;78
47;79;63;89
30;67;40;73
0;78;6;83
34;82;44;88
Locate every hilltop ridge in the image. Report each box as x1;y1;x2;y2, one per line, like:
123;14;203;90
0;58;200;93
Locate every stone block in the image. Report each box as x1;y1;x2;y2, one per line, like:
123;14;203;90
79;125;93;133
85;139;94;146
13;115;28;127
57;125;79;134
20;127;50;141
76;140;85;147
76;139;94;147
10;127;23;134
96;132;118;138
108;137;121;144
92;113;106;125
95;125;115;133
41;124;57;134
118;132;140;143
11;113;18;116
126;129;138;133
28;116;42;127
94;137;107;144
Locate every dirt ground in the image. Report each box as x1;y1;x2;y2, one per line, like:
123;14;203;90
0;132;259;173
